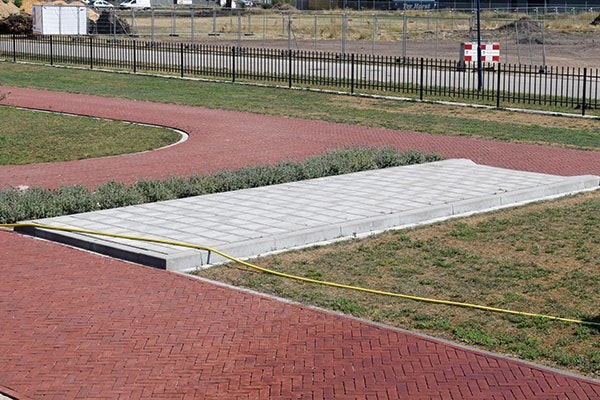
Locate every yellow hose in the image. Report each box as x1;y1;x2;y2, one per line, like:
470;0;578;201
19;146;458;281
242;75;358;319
2;222;599;328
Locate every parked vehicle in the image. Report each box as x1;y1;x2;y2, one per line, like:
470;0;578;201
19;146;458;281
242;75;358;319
119;0;151;9
91;0;115;8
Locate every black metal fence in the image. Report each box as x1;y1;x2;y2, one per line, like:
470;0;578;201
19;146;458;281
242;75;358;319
1;34;597;116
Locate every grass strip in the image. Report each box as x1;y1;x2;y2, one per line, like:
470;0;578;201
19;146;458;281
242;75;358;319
1;63;598;149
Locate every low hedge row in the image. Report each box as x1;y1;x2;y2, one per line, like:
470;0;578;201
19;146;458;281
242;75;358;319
0;147;442;223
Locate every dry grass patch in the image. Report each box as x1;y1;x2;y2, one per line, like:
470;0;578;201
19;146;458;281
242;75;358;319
197;190;600;378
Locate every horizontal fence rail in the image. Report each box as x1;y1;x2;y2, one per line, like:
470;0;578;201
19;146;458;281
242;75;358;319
1;34;597;116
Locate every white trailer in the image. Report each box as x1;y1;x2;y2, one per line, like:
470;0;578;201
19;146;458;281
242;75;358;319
32;5;88;35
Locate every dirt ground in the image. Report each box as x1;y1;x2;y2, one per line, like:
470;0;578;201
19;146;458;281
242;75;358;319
207;29;599;68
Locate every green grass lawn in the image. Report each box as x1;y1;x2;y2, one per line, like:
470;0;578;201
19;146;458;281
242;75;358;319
197;191;600;379
0;107;180;165
1;63;599;150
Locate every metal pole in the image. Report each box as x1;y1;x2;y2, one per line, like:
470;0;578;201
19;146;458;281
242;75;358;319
541;20;547;69
237;10;242;48
50;35;53;66
351;53;355;94
342;13;347;55
213;9;217;33
581;67;587;116
287;13;292;51
314;11;317;52
402;13;407;61
496;62;502;108
435;14;438;59
419;57;424;101
232;46;236;82
372;14;376;55
288;49;292;88
180;42;184;78
248;10;252;35
191;10;195;43
151;8;155;42
476;0;483;91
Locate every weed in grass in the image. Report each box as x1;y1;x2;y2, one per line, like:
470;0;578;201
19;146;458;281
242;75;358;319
502;292;525;305
506;336;547;360
574;325;593;340
304;268;323;279
555;352;587;368
244;274;272;290
493;261;553;280
453;324;499;347
449;222;477;239
318;297;365;316
391;266;419;278
411;315;453;331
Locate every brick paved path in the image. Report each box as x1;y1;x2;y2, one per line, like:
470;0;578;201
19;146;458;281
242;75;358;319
1;87;599;399
1;86;599;190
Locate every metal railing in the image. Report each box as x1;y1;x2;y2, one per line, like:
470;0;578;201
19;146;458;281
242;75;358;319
1;34;597;116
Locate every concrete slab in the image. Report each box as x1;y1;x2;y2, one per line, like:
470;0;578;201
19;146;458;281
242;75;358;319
18;159;599;272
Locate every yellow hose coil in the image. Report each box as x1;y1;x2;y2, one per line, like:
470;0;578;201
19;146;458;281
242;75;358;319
2;222;599;328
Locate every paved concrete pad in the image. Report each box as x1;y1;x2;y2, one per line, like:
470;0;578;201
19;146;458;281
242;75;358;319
20;159;599;272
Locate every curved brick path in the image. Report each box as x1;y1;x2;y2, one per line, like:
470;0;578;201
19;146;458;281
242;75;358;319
1;87;599;399
1;86;599;190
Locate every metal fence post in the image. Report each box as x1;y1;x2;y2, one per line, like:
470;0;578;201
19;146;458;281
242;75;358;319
496;63;502;108
419;58;424;101
351;53;355;94
12;34;16;62
581;67;587;117
180;42;184;78
89;35;93;69
288;49;293;89
232;46;236;83
49;35;53;66
133;40;137;74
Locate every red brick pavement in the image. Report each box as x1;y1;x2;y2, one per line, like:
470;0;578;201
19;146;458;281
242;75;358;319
1;231;600;400
0;86;598;190
1;87;599;399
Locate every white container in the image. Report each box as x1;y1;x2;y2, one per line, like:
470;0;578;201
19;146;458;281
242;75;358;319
32;5;88;35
